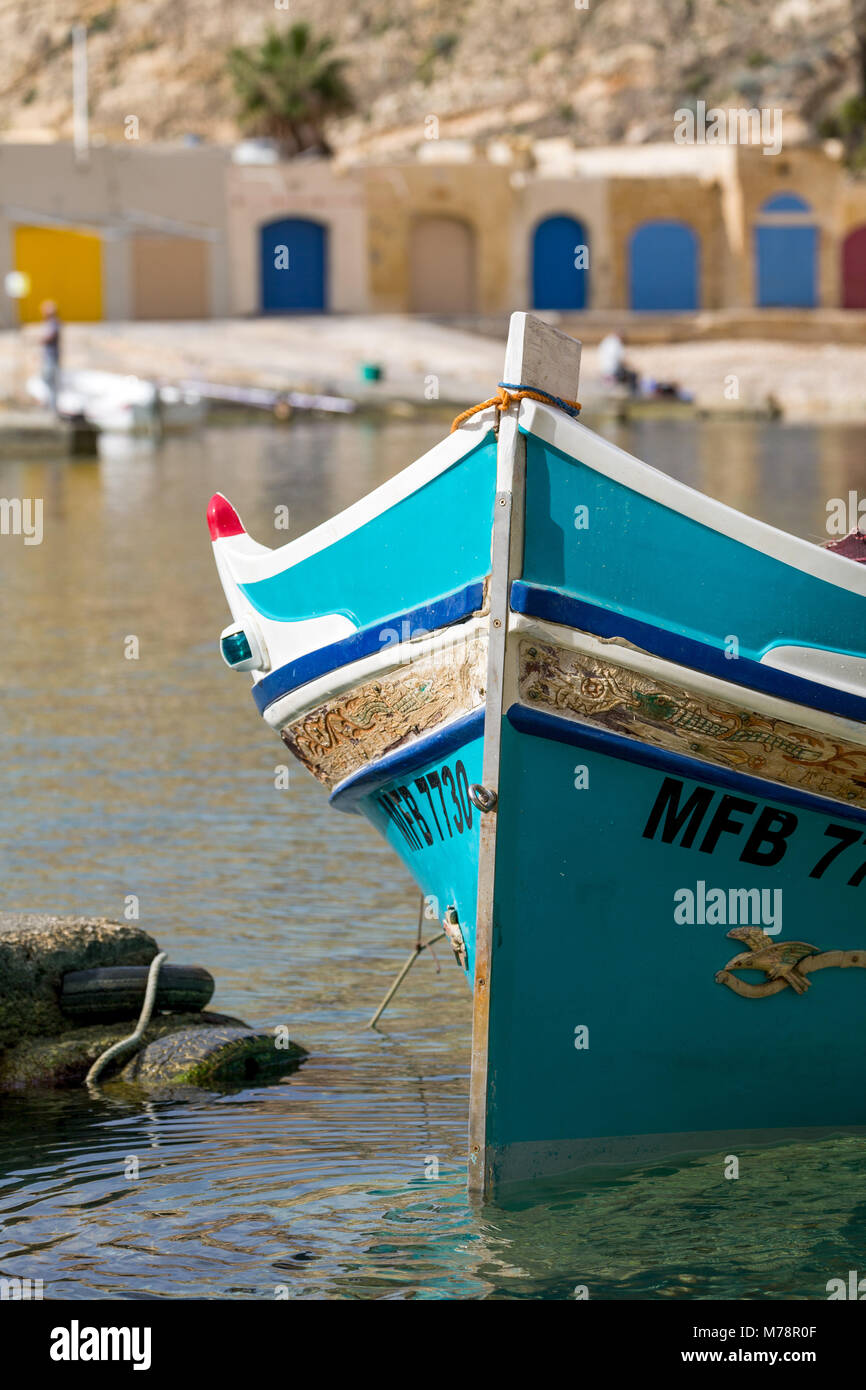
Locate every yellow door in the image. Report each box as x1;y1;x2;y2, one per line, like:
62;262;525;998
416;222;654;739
14;225;103;323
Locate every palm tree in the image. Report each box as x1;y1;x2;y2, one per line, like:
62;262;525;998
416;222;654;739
228;23;353;157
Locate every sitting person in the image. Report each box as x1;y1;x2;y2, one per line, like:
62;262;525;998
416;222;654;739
598;331;693;404
598;332;638;396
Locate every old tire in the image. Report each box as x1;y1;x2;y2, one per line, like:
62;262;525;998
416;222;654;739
60;964;214;1022
121;1026;307;1088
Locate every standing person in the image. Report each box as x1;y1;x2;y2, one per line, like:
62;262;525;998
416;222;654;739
38;300;61;415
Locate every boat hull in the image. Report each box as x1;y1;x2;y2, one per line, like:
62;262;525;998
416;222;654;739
469;378;866;1195
483;698;866;1186
209;314;866;1199
347;715;486;978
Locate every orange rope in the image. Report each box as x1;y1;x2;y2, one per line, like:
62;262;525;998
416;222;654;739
450;384;581;433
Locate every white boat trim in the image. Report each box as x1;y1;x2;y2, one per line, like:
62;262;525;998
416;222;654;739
262;614;490;731
469;312;583;1202
212;546;356;679
760;644;866;696
214;410;497;586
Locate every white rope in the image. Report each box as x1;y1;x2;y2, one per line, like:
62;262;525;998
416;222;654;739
84;951;168;1087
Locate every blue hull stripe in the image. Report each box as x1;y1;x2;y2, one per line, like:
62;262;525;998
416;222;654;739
506;703;866;827
253;582;485;714
510;580;866;726
329;708;485;812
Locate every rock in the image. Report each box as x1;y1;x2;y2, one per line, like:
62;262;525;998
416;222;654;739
0;914;158;1051
0;1011;247;1091
0;914;308;1095
121;1025;307;1090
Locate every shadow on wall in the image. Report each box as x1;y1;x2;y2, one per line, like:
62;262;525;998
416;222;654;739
409;215;476;314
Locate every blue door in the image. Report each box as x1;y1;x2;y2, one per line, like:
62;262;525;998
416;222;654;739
260;218;327;312
754;195;817;308
531;216;588;310
629;221;699;311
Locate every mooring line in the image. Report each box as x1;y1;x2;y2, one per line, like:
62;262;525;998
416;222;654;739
368;929;447;1029
85;951;168;1088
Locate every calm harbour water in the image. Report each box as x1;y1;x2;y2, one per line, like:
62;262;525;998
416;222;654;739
1;412;866;1301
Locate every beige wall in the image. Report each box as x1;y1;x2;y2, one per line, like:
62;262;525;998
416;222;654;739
225;161;366;314
840;182;866;237
512;175;610;309
1;139;864;326
0;142;230;327
363;161;513;314
732;146;845;308
608;176;727;310
131;235;210;319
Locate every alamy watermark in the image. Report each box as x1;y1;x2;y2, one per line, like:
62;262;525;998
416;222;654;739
674;102;783;157
826;491;866;535
49;1321;151;1370
378;619;481;673
1;1276;43;1299
674;880;783;933
0;497;42;545
827;1270;866;1299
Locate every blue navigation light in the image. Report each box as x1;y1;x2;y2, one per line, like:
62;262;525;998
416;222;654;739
221;629;253;667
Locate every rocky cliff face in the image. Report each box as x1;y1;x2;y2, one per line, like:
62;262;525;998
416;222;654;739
0;0;858;155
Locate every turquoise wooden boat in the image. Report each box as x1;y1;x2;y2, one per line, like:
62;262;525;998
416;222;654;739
209;314;866;1199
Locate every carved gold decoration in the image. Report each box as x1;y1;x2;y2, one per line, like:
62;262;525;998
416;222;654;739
519;638;866;809
715;927;866;998
280;631;486;787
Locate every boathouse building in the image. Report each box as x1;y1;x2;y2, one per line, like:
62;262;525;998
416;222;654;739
3;136;866;326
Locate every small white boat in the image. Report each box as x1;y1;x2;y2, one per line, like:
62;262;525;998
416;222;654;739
27;369;207;435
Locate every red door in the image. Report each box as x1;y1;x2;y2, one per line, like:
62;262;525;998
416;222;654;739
842;225;866;308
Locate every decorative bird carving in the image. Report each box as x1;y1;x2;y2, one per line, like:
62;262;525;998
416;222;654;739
724;927;821;994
